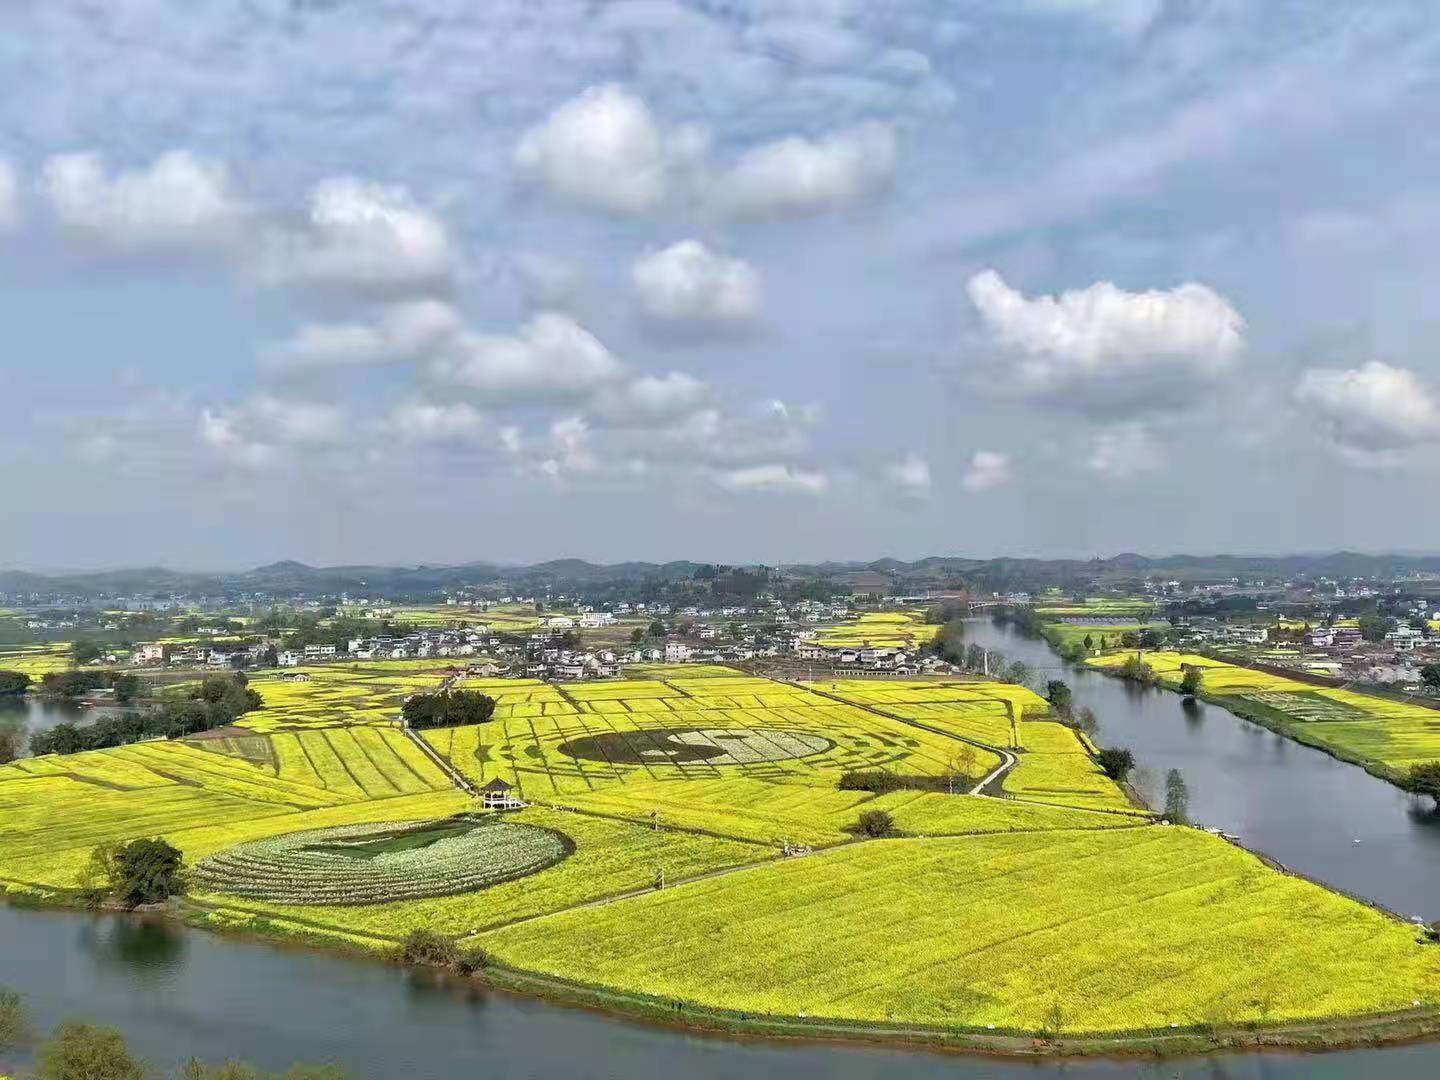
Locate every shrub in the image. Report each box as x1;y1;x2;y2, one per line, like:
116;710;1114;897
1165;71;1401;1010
1180;667;1204;695
399;929;459;969
35;1022;143;1080
1406;761;1440;805
1096;747;1136;783
856;809;896;838
455;947;490;975
837;769;903;794
0;987;29;1050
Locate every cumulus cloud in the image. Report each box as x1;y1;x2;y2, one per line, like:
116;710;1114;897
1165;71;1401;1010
631;240;762;326
967;269;1245;406
432;312;625;397
715;122;896;218
1087;422;1163;478
961;450;1012;493
652;399;819;466
263;300;464;372
39;149;246;250
716;463;829;495
514;83;705;214
198;397;347;469
592;372;712;426
0;160;19;231
387;400;491;445
255;177;456;292
885;453;932;497
1295;361;1440;462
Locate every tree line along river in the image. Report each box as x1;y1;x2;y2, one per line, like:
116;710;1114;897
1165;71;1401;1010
5;626;1440;1076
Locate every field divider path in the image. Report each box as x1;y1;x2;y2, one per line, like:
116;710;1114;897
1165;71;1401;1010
787;679;1018;796
400;726;478;796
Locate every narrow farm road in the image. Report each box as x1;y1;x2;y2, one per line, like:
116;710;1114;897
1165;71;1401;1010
786;678;1019;795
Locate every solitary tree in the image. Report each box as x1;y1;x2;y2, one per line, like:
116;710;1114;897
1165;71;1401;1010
1046;679;1072;712
1421;664;1440;691
1082;634;1094;653
1180;667;1204;696
0;987;29;1051
83;838;186;908
1096;747;1136;783
0;670;30;696
1004;660;1029;686
856;809;896;838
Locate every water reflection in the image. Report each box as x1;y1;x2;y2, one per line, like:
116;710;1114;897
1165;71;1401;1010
78;915;187;973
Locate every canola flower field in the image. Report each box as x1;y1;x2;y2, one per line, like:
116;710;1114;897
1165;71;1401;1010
1089;651;1440;779
2;659;1439;1046
805;611;941;650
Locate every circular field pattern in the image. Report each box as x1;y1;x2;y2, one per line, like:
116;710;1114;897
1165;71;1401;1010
559;727;832;766
192;816;572;905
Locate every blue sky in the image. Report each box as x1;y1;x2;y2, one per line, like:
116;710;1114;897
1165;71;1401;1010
3;1;1440;570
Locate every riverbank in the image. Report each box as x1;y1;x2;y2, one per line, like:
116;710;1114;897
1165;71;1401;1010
6;882;1440;1061
1082;649;1435;792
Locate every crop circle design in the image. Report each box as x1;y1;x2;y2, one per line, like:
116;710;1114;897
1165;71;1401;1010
559;727;832;765
192;816;571;905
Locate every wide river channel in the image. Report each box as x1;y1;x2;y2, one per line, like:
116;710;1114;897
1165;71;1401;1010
4;629;1440;1077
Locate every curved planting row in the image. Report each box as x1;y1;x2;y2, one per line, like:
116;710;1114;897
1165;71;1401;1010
193;816;572;905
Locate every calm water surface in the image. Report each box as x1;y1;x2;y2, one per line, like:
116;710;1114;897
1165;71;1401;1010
1;906;1438;1079
963;618;1440;920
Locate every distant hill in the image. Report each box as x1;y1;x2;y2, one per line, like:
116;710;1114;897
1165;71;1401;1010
4;551;1440;600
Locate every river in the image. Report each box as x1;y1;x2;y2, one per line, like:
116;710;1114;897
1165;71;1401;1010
3;905;1440;1079
962;618;1440;921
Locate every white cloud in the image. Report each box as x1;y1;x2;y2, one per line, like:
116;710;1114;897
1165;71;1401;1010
593;372;711;425
256;177;455;291
885;453;932;497
0;160;19;231
198;397;347;469
1087;422;1163;478
514;83;705;214
263;300;464;372
433;312;625;397
716;463;829;495
967;269;1245;393
631;240;762;325
198;409;274;470
39;149;245;250
716;122;896;218
1295;361;1440;460
508;415;602;481
961;450;1012;493
653;399;819;466
388;400;491;445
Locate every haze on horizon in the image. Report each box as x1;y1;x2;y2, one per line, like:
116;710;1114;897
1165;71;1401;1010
3;3;1438;571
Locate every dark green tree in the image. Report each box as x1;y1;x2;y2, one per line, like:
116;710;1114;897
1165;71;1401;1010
1421;664;1440;690
1180;667;1204;696
71;640;105;665
1406;761;1440;805
856;809;896;838
1045;680;1072;711
86;838;186;908
1096;747;1136;783
0;669;30;696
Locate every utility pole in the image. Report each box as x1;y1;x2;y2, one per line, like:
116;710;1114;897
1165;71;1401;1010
982;648;989;677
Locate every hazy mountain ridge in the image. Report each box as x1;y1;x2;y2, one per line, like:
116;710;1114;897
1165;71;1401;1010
6;551;1440;600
